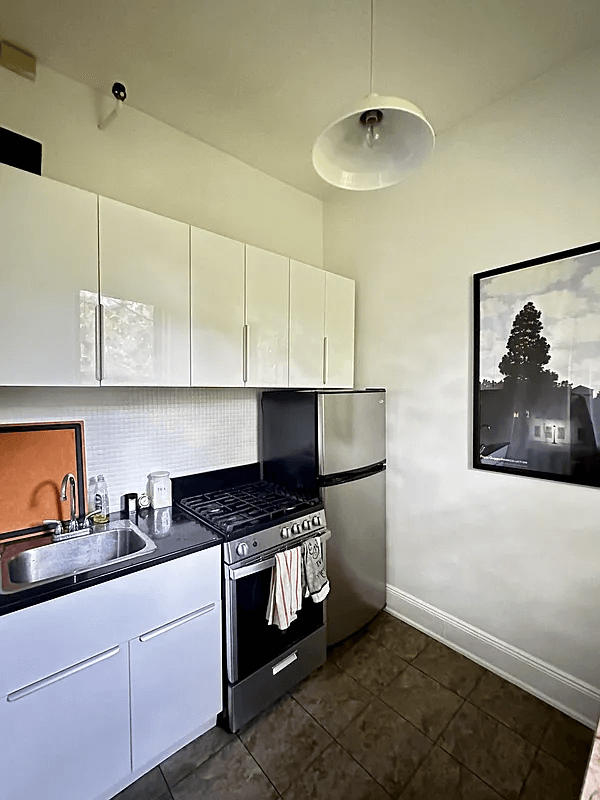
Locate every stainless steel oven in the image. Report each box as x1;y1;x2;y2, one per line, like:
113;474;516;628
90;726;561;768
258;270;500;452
224;526;330;732
178;478;330;733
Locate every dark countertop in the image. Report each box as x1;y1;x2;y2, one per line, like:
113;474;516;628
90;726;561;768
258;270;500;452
0;504;221;617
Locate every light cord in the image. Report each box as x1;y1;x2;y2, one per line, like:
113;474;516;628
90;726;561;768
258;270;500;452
369;0;374;94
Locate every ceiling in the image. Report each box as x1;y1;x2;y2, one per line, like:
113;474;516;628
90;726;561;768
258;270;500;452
1;0;600;199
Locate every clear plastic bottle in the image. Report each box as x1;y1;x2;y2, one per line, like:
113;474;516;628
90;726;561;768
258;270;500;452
92;474;110;523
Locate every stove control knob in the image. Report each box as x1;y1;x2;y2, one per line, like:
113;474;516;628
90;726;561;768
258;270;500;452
302;520;311;531
291;523;301;535
281;527;291;539
236;543;249;557
312;515;322;527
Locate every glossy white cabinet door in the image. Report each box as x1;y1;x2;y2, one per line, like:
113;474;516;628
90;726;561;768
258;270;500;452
129;601;222;770
191;227;245;386
99;197;190;386
0;164;99;386
289;260;326;387
245;245;289;387
0;644;130;800
325;272;355;388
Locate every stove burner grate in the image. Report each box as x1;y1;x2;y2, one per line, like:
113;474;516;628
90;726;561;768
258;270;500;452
180;481;319;537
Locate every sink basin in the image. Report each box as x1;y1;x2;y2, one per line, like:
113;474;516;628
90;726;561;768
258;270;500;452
2;520;157;594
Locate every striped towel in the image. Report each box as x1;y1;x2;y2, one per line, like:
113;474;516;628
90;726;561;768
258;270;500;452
266;547;303;630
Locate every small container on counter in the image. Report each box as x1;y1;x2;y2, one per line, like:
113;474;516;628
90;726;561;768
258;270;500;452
92;474;110;523
153;507;172;537
121;492;138;518
147;471;172;509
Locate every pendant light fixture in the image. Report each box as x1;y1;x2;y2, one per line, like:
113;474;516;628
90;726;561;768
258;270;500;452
312;0;434;191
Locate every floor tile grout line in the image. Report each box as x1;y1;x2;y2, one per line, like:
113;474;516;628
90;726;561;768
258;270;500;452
436;738;514;800
516;744;540;800
158;765;176;800
292;685;377;742
160;732;237;794
286;692;397;799
237;734;285;798
327;734;399;799
456;697;551;751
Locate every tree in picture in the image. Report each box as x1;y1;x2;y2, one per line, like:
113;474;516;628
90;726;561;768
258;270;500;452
498;302;559;465
498;302;558;390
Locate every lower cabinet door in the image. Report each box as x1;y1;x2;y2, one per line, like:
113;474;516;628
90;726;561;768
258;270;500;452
0;644;130;800
129;601;222;770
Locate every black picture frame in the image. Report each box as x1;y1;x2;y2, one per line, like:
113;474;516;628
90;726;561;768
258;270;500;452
474;240;600;488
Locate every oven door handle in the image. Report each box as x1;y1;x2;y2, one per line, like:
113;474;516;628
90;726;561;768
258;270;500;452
228;529;331;581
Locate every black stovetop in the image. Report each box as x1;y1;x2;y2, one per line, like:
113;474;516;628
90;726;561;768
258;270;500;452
179;480;321;540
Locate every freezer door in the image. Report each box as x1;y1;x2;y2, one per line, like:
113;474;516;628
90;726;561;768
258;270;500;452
318;390;386;476
323;468;386;645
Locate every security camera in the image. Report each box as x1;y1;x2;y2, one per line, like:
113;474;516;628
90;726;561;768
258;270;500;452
112;82;127;102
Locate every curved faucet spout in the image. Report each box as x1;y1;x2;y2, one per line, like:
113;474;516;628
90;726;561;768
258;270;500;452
60;473;78;532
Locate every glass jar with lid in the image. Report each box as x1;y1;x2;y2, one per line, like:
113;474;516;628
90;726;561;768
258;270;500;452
147;471;172;509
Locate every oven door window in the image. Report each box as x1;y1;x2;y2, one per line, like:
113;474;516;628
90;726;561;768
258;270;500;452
232;564;325;682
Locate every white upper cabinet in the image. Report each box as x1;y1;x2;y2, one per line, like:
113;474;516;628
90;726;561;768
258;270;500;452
245;245;289;387
191;227;245;387
0;164;99;386
98;197;190;386
289;260;326;387
325;272;355;388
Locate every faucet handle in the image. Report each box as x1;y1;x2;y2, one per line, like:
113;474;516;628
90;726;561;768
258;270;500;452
81;511;98;529
42;520;63;539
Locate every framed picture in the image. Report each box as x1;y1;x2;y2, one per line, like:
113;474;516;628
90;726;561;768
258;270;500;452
474;240;600;487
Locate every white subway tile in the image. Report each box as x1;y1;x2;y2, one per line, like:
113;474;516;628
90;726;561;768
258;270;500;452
0;387;259;512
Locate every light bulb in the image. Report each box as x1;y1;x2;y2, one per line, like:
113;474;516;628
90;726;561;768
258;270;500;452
365;124;380;148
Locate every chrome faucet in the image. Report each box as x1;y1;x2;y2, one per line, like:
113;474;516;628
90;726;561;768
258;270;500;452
60;472;79;533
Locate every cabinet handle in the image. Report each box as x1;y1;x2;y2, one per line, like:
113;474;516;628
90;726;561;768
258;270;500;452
242;324;249;383
7;646;120;702
272;650;297;676
95;303;105;382
322;336;328;385
139;603;215;643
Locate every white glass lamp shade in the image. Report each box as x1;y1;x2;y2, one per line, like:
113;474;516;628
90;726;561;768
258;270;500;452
312;93;435;190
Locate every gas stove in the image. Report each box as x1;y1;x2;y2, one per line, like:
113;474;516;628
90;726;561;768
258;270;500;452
179;480;324;564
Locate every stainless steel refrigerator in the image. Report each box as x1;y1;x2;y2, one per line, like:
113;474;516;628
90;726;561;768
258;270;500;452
261;389;386;645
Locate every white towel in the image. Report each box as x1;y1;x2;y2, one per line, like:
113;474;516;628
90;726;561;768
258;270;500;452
266;547;303;630
301;537;330;603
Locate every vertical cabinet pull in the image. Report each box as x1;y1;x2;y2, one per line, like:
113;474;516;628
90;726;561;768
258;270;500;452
95;303;105;382
242;324;249;383
322;336;328;385
7;646;120;702
139;603;215;643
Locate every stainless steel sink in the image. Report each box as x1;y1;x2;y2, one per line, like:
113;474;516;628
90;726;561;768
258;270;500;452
2;520;157;594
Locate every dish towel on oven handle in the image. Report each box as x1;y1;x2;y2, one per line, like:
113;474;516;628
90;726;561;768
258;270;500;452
301;536;330;603
266;546;303;631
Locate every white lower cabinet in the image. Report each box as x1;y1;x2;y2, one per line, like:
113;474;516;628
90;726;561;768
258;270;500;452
0;547;222;800
0;644;130;800
130;601;222;770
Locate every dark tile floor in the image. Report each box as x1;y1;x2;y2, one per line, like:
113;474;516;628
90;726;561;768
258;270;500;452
114;611;594;800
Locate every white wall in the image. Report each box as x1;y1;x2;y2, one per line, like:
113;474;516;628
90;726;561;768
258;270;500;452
323;45;600;716
0;64;322;266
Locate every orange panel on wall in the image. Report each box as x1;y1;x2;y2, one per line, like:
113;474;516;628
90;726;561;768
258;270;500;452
0;422;86;535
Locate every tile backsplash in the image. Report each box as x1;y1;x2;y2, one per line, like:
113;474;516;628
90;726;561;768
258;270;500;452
0;387;259;513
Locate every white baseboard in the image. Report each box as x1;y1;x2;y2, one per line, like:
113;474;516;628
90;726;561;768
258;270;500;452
386;584;600;730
